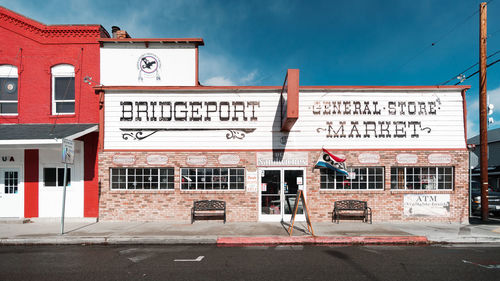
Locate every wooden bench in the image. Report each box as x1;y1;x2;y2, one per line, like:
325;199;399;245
333;200;372;224
191;200;226;224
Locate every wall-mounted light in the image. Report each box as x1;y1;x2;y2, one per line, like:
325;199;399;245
83;76;102;87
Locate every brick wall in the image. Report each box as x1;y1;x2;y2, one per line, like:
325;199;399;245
98;149;469;223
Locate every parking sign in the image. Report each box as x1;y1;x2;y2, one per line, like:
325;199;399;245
62;139;74;164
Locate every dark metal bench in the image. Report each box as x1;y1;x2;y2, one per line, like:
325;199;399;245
333;200;372;224
191;200;226;224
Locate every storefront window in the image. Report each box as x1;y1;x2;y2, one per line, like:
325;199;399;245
320;167;384;190
180;168;244;190
43;167;71;187
390;167;453;190
110;168;174;190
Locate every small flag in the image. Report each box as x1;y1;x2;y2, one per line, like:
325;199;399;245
315;148;348;176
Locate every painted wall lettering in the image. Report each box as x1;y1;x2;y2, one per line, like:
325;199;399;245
317;121;431;138
120;100;260;122
314;98;440;139
105;90;465;150
1;156;15;162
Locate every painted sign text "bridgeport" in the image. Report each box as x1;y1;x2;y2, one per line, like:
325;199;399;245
120;101;260;122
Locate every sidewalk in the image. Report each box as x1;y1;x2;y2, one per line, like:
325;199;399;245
2;219;500;246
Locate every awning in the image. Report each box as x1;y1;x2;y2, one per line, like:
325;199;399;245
0;124;98;145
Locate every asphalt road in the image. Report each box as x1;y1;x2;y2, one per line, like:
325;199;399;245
0;245;499;281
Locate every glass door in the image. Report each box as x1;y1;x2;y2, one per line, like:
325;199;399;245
283;169;304;221
259;168;306;222
260;169;282;220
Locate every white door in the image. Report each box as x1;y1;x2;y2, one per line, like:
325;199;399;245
0;168;22;218
259;168;306;222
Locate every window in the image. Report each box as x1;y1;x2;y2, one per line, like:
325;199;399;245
110;168;174;190
390;167;453;190
180;168;245;190
320;167;384;190
44;167;71;187
4;171;18;194
51;64;75;114
0;65;18;115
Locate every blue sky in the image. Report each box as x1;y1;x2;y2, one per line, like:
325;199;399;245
2;0;500;137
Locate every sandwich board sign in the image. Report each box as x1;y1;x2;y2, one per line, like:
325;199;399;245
287;190;314;236
62;139;74;164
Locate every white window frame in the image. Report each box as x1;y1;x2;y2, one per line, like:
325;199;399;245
390;166;454;190
43;166;72;188
110;167;175;190
180;167;245;191
320;167;384;190
51;64;75;115
0;65;19;116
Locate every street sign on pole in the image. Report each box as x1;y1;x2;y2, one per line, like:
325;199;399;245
61;138;74;234
62;139;74;164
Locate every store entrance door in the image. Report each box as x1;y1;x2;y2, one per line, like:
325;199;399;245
259;168;305;222
0;168;22;218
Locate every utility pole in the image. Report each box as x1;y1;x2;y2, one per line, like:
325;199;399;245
479;2;489;221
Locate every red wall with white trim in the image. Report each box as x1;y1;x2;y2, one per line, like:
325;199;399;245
0;7;108;218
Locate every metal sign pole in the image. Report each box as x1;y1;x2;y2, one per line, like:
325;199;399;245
61;162;67;235
60;138;74;235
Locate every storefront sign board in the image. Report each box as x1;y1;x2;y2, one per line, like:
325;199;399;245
358;153;380;164
257;152;308;167
186;155;207;166
218;154;240;165
112;155;136;165
246;171;258;192
404;194;450;217
146;155;168;165
396;154;418;164
428;153;452;164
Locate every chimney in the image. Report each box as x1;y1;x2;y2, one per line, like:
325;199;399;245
111;26;131;39
111;26;120;38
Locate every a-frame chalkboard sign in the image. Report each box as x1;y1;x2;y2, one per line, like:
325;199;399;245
287;189;314;236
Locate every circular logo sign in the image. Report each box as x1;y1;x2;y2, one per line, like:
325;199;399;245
137;53;161;81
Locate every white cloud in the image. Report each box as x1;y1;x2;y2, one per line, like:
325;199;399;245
488;87;500;111
200;51;259;86
466;86;500;138
240;70;258;84
204;76;235;86
467;118;476;139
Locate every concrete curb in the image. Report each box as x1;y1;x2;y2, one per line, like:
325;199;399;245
0;236;219;245
216;236;429;246
4;235;500;246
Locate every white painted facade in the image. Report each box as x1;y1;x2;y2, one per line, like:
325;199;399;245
103;89;466;150
0;143;84;218
0;150;24;218
100;43;197;86
38;141;84;218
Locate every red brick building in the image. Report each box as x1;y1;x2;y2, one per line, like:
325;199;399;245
96;36;471;223
0;7;108;219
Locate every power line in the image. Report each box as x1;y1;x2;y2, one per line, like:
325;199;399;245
454;58;500;85
439;50;500;85
399;0;494;70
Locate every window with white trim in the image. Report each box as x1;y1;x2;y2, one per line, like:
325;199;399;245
320;167;384;190
0;65;18;115
44;167;71;187
110;168;174;190
390;167;453;190
51;64;75;114
180;168;245;190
